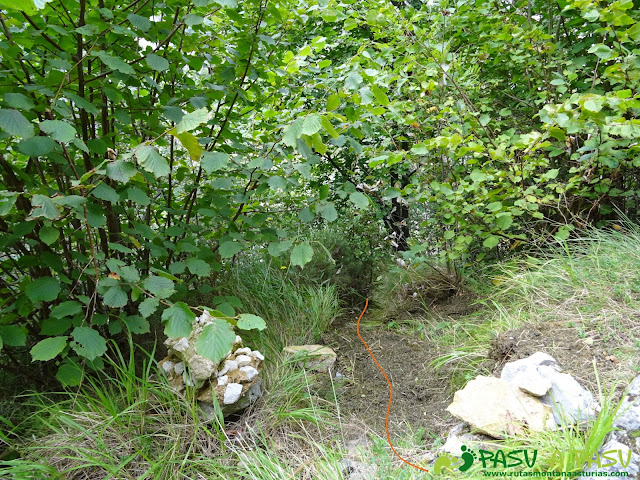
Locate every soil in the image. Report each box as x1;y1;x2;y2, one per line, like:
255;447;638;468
319;291;477;443
317;289;638;446
485;321;635;395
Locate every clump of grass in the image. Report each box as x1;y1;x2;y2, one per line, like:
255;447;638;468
1;336;346;479
430;225;640;389
222;261;341;357
369;261;460;323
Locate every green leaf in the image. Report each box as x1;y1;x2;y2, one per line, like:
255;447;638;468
496;214;513;230
443;230;455;240
51;301;82;318
319;203;338;222
0;192;17;215
483;235;500;248
103;286;128;308
57;363;83;386
470;169;486;182
195;318;236;364
39;120;76;142
486;201;503;212
302;114;322;135
349;191;369;209
299;206;314;223
0;325;27;347
0;108;34;138
107;160;137;183
186;258;211;277
371;85;390;106
162;302;194;338
267;176;287;191
268;240;293;257
26;276;61;302
345;72;363;90
4;93;35;110
71;327;107;361
237;313;267;331
479;114;491;126
135;145;170;178
219;241;242;258
127;186;150;206
214;0;238;8
171;130;202;161
144;276;175;299
39;225;60;245
291;242;313;268
176;108;208;133
201;152;229;173
18;136;56;156
139;297;159;318
128;13;151;31
122;315;150;334
53;195;86;209
31;336;67;362
146;53;170;72
327;94;340;111
40;317;72;336
92;183;119;203
282;118;304;147
320;116;339;139
92;51;135;75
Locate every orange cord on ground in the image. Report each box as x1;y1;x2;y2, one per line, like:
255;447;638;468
356;298;429;473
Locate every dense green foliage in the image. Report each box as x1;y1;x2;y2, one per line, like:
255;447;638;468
0;0;639;380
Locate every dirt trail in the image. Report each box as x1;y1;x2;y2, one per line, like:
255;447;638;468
319;293;476;442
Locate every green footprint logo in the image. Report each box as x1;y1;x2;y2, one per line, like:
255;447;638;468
458;445;477;472
433;453;457;474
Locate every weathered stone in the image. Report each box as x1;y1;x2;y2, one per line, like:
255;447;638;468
501;352;598;424
160;360;174;375
501;357;552;397
283;344;337;373
537;365;599;424
174;362;184;375
189;354;217;380
173;337;189;352
236;354;252;367
446;376;555;438
240;366;259;381
439;423;496;456
219;359;238;376
217;375;229;386
252;350;265;361
615;376;640;432
235;347;252;355
224;383;243;404
227;368;249;384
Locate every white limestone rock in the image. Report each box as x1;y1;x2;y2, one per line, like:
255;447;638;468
251;350;264;361
224;383;243;405
236;355;252;367
189;354;217;380
240;366;259;381
160;361;174;375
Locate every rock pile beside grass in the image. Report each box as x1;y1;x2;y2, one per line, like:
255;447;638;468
159;310;264;418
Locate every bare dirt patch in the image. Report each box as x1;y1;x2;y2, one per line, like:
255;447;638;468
319;291;477;443
486;321;638;394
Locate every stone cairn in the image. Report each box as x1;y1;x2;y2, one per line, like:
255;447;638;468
159;310;264;418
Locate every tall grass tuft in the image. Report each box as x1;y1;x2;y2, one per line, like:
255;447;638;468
222;261;341;357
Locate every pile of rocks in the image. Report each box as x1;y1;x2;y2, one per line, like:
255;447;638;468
446;352;599;440
440;352;640;478
160;310;264;418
